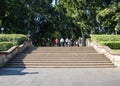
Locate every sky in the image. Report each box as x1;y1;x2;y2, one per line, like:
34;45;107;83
52;0;56;6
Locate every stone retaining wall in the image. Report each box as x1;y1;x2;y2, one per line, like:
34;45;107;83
0;41;31;67
87;39;120;67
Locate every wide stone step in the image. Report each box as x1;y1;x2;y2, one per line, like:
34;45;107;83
10;60;112;63
7;62;114;65
19;53;105;57
5;47;116;68
6;65;116;68
25;47;97;53
12;58;110;61
14;57;109;60
27;47;95;50
28;51;97;53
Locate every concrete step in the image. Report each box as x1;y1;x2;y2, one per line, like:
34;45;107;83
27;51;97;53
5;47;116;68
25;47;97;53
14;57;109;61
18;53;105;57
12;58;110;61
27;47;95;50
6;65;116;68
16;57;108;60
10;60;112;63
7;62;114;65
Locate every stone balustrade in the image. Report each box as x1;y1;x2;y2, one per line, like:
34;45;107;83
87;39;120;67
0;41;31;67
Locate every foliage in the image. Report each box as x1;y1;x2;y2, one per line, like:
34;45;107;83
0;42;14;51
97;1;120;31
0;0;53;34
99;41;120;49
0;0;120;46
91;34;120;49
56;0;111;46
0;34;27;45
112;49;120;52
91;35;120;42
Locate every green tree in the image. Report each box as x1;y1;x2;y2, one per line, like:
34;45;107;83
56;0;104;45
97;1;120;34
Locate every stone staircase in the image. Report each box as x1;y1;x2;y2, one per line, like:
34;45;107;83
5;47;116;68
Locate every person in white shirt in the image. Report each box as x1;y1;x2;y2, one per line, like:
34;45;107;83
67;39;72;47
65;38;69;47
60;38;64;46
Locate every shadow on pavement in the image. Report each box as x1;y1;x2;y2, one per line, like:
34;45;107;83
0;68;39;76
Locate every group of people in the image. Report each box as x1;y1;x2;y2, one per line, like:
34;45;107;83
55;37;83;47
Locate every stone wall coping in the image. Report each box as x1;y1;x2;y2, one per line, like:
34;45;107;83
0;41;31;67
19;41;27;48
87;39;120;67
91;41;120;56
0;41;28;54
0;46;17;54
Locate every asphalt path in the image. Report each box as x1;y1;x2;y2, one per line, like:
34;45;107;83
0;68;120;86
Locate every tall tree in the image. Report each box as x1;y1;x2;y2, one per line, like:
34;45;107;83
0;0;53;34
97;1;120;34
56;0;104;45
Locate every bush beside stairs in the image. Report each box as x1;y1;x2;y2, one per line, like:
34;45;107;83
5;47;116;68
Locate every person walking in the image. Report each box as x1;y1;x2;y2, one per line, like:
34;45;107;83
60;38;64;46
78;37;82;47
65;38;69;47
55;38;59;46
67;39;72;47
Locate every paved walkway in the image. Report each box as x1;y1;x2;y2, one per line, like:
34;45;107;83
0;68;120;86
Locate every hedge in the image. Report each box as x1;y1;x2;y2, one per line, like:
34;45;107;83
0;34;27;51
91;35;120;42
0;34;27;45
99;41;120;49
91;35;120;49
0;42;14;51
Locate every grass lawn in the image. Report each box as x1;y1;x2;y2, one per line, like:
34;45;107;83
112;49;120;52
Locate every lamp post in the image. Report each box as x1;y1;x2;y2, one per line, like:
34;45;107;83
1;27;4;34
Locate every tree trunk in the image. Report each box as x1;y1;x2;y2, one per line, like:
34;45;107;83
80;27;86;46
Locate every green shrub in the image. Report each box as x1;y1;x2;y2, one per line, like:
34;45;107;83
99;41;120;49
0;34;27;51
91;35;120;49
0;34;27;45
91;35;120;42
14;36;27;45
0;42;14;51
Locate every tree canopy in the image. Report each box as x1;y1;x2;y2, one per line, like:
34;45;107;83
0;0;120;46
97;1;120;31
